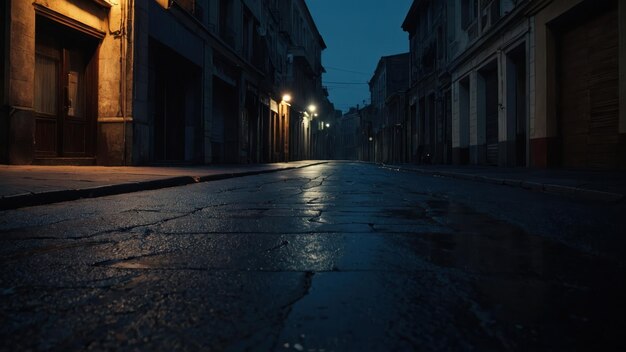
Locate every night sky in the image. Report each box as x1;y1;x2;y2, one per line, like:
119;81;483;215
305;0;413;113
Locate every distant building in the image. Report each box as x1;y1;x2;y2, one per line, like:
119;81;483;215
0;0;328;165
337;107;361;160
311;98;337;160
359;105;376;162
368;53;410;163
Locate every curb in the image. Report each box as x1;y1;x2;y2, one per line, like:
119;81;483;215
0;162;327;211
383;165;624;203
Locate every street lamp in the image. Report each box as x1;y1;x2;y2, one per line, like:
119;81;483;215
308;104;317;113
282;94;292;103
325;123;330;128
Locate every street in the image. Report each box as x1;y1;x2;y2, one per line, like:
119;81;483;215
1;162;625;351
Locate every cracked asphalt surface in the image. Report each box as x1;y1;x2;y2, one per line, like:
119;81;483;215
1;162;625;351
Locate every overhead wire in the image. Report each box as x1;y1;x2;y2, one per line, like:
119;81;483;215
324;66;370;75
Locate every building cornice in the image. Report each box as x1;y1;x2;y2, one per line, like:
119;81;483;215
33;3;106;39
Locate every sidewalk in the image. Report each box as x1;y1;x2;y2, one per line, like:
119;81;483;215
384;163;626;202
2;161;624;210
0;161;326;210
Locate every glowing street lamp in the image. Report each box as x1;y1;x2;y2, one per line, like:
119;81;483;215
325;123;330;128
282;94;292;103
307;104;317;113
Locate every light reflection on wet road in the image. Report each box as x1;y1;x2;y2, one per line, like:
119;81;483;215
0;162;624;351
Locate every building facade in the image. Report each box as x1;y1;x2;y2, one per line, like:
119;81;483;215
403;0;452;165
446;0;532;167
358;104;376;162
527;0;625;169
281;0;327;162
367;53;410;164
403;0;625;169
337;106;361;160
1;0;129;165
1;0;327;165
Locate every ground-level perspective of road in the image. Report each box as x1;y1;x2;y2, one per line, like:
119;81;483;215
1;162;624;351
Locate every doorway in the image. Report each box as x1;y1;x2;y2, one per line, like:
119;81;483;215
418;97;425;162
409;103;416;162
34;16;98;159
479;62;499;166
444;90;452;164
557;3;619;169
426;93;435;162
150;40;202;163
507;45;527;167
212;76;239;163
459;76;470;164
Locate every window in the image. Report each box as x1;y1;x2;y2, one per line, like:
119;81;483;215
219;0;234;46
243;11;251;60
481;0;501;29
461;0;478;29
34;54;58;115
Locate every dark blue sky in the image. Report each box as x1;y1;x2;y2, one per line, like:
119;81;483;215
305;0;413;113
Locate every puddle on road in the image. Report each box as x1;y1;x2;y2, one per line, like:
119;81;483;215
379;198;626;350
401;199;603;279
95;252;173;270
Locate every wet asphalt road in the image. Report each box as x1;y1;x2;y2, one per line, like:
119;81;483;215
1;162;625;351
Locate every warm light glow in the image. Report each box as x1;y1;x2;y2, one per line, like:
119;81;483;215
282;94;292;103
314;113;318;117
307;104;317;113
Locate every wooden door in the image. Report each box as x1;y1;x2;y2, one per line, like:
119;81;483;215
559;6;619;168
34;34;61;156
62;48;90;156
34;18;96;158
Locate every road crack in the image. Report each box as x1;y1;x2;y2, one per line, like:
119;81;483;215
270;271;315;351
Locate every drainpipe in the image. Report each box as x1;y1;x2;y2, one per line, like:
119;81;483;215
121;0;127;165
117;0;131;166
